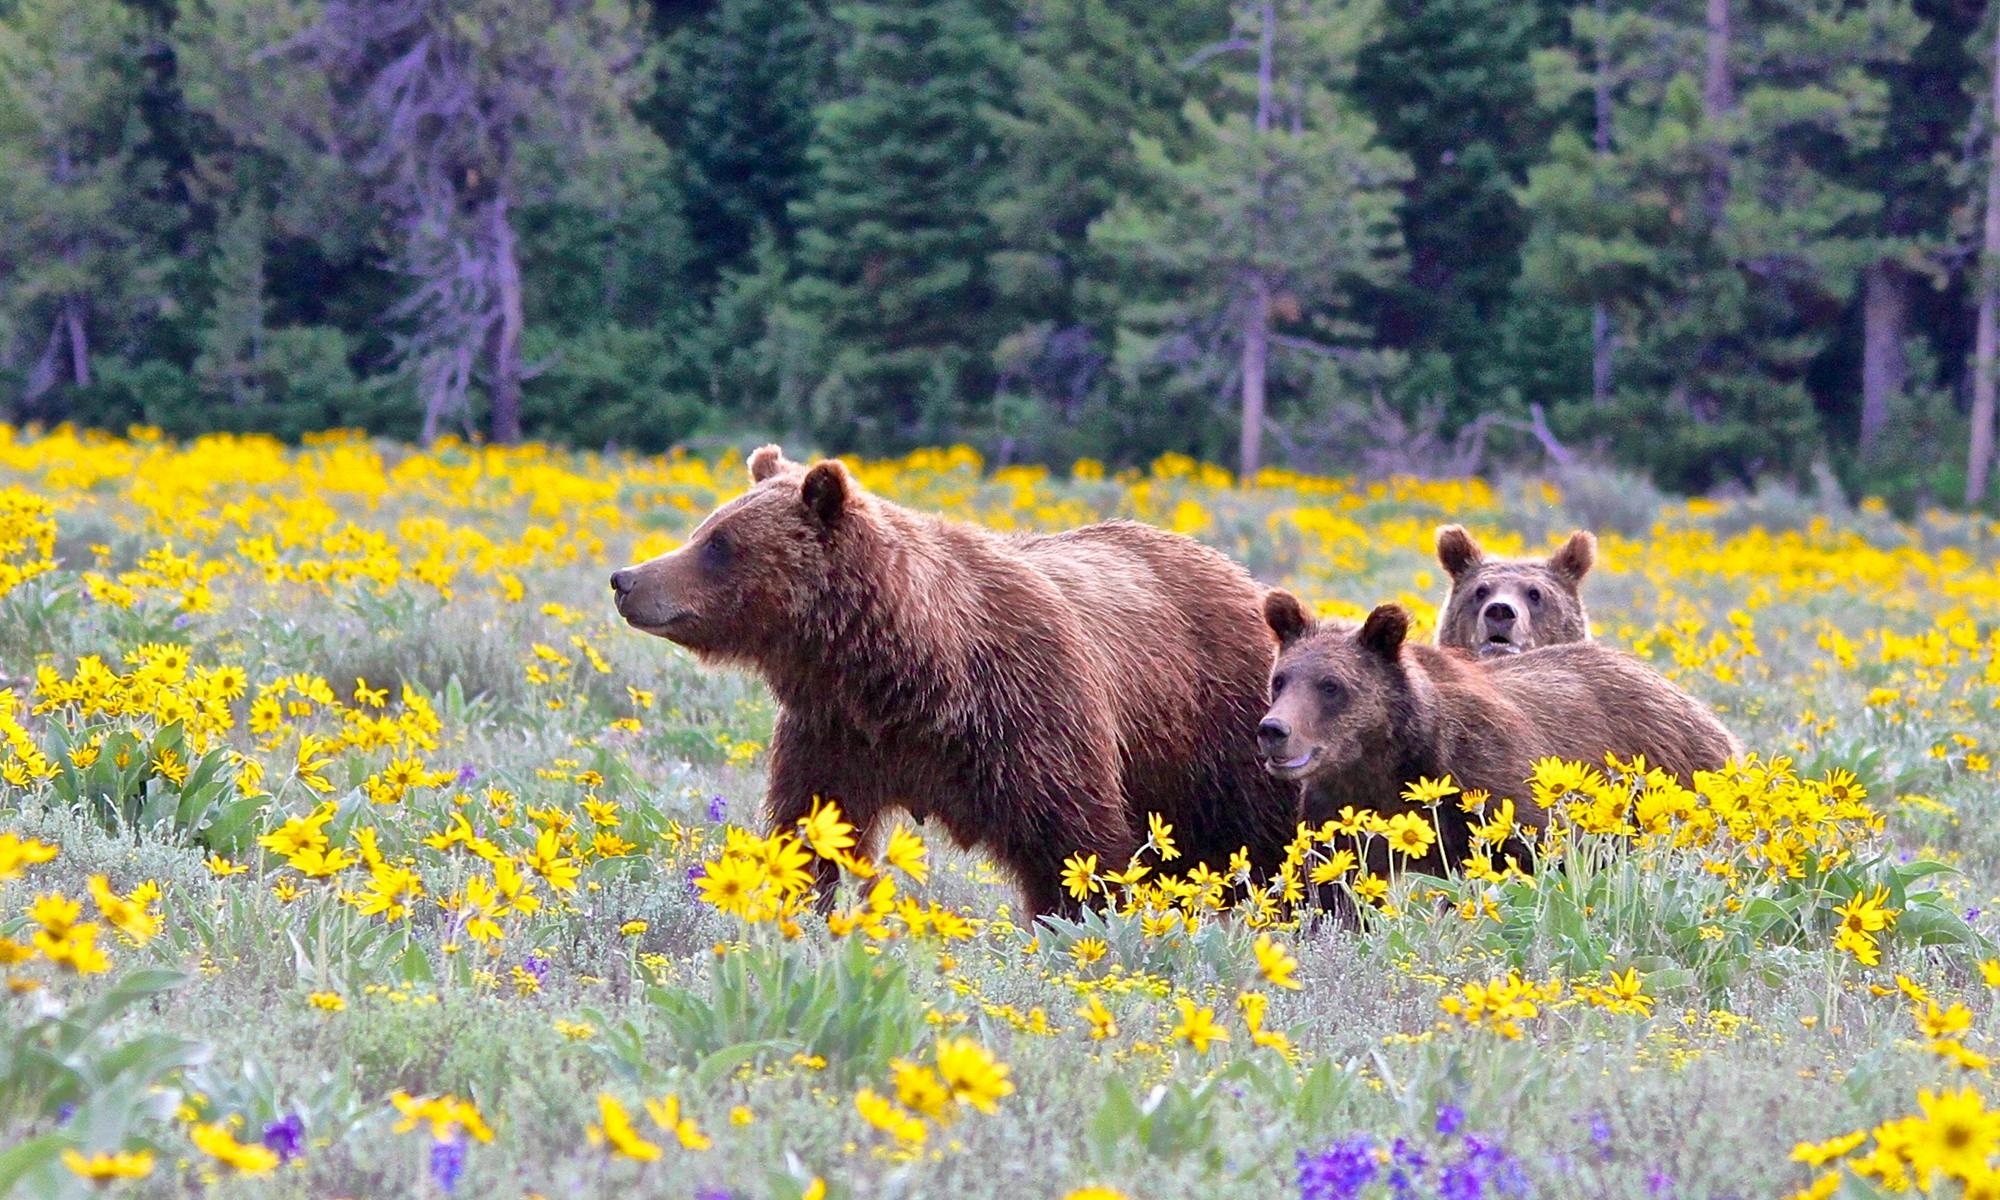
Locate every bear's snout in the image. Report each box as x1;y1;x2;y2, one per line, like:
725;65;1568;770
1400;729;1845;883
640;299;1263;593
1257;716;1291;746
1482;600;1516;628
609;568;636;598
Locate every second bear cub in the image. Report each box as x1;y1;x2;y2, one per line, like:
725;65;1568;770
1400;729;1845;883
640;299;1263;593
1257;592;1739;875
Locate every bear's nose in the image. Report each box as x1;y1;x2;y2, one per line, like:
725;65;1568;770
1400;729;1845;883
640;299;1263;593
1482;600;1516;626
609;568;636;598
1257;717;1291;745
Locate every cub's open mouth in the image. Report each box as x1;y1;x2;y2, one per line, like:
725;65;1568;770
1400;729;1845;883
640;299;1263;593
1479;637;1522;656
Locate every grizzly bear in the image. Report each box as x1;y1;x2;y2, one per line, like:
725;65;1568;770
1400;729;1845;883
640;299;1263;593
1434;525;1596;656
609;446;1301;917
1257;593;1739;877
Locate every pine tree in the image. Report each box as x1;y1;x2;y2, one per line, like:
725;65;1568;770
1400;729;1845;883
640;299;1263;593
986;0;1227;446
1091;0;1410;477
656;0;832;290
789;0;1019;444
194;199;269;408
1520;0;1924;491
0;0;162;410
1350;0;1569;415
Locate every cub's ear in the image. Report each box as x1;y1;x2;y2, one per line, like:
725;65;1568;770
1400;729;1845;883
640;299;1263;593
1263;589;1314;649
748;444;790;483
1550;529;1596;585
1357;604;1410;659
801;459;852;525
1435;525;1484;580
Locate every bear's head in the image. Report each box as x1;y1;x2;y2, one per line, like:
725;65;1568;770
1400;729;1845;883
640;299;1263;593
1433;525;1594;657
609;445;857;664
1256;592;1411;784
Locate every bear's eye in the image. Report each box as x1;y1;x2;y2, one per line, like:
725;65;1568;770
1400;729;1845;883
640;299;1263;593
1473;584;1490;603
1526;586;1542;606
1316;678;1344;702
1270;673;1288;696
701;531;732;572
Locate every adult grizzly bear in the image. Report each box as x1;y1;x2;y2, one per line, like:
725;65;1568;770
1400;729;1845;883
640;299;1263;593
1434;525;1596;656
1256;593;1739;876
609;447;1299;917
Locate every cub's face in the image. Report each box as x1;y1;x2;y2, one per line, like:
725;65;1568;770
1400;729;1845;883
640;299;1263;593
608;446;850;662
1256;593;1407;784
1433;526;1594;657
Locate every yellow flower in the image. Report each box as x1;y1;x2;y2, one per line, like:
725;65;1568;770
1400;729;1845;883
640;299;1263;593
63;1148;156;1180
589;1093;661;1161
1146;811;1180;862
1078;993;1118;1040
1381;812;1435;859
855;1087;927;1145
891;1058;953;1119
1063;1190;1129;1200
1789;1129;1867;1167
1916;1001;1975;1040
1070;937;1108;967
1169;998;1230;1053
0;832;57;880
884;825;929;882
643;1093;711;1150
1401;775;1459;808
1253;933;1302;991
308;991;345;1012
1907;1087;2000;1184
798;798;857;861
933;1036;1014;1114
191;1121;280;1174
1061;853;1098;901
1834;887;1896;937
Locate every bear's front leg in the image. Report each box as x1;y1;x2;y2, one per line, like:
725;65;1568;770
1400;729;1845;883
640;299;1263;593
764;712;879;914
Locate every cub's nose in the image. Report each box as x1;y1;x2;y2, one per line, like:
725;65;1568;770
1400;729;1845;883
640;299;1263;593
1482;600;1516;627
609;568;636;598
1257;717;1291;746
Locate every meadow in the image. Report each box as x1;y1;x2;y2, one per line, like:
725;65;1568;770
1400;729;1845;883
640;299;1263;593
1;427;1998;1199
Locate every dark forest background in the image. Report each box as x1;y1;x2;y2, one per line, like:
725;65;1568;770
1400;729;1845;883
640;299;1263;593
3;0;1999;509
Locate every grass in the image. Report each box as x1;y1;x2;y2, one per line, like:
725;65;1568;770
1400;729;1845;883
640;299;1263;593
0;428;1997;1198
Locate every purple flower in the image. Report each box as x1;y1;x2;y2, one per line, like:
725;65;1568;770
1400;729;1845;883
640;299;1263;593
695;1191;734;1200
56;1103;75;1124
1440;1163;1484;1200
707;795;728;822
429;1135;465;1194
455;763;478;786
687;863;707;897
1967;907;1983;923
261;1113;305;1163
1298;1135;1379;1200
1436;1102;1466;1136
1588;1113;1612;1154
173;615;192;629
1647;1170;1674;1197
522;955;549;983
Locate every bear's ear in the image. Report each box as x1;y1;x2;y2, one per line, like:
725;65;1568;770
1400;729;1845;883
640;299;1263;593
800;459;852;526
1550;529;1596;586
748;444;790;483
1357;604;1410;659
1263;590;1314;649
1435;525;1484;580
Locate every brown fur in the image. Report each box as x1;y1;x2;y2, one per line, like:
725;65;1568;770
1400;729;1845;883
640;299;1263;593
610;446;1300;917
1258;595;1740;877
1434;525;1595;657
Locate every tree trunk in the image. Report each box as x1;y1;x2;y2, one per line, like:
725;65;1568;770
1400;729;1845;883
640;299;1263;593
1590;0;1614;405
486;193;525;445
62;296;90;388
1969;18;2000;507
23;316;63;403
1701;0;1732;225
1241;273;1269;480
1239;0;1276;482
1859;261;1907;461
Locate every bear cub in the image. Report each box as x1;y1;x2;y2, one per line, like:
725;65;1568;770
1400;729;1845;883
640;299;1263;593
1434;525;1595;656
1257;592;1739;877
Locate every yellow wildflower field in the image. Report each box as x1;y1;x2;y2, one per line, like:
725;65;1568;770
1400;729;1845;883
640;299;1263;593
1;425;1999;1198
